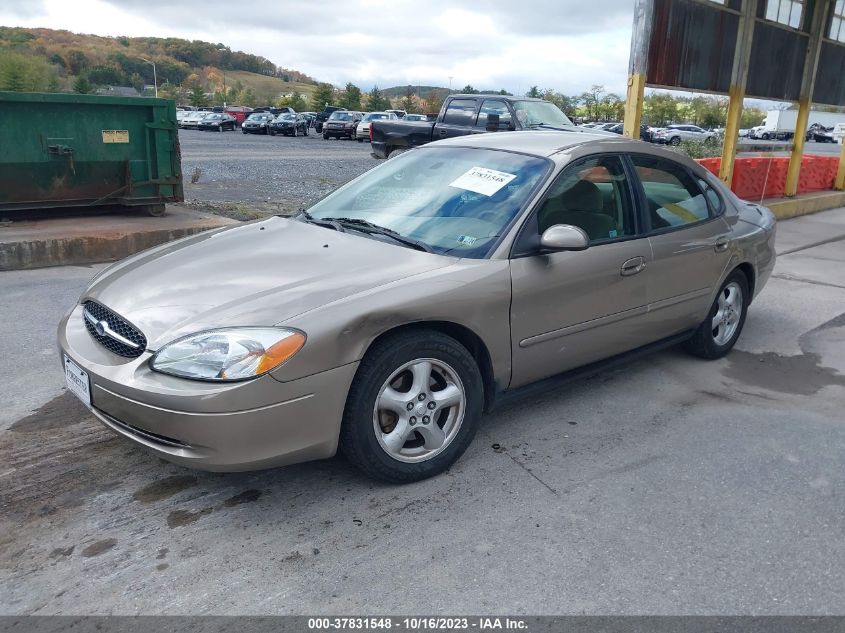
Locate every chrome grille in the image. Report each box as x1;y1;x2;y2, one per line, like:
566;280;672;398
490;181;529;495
81;300;147;358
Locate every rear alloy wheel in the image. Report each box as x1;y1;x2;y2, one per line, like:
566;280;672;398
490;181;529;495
685;270;749;359
340;330;483;483
670;136;681;146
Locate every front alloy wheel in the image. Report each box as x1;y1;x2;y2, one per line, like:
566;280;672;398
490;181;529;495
374;359;466;463
340;330;483;482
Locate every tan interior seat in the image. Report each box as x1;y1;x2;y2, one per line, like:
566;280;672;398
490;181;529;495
538;180;617;240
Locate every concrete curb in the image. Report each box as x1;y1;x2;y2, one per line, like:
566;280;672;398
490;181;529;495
764;191;845;220
0;206;237;271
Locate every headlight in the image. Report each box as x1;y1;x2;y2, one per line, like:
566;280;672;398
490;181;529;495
150;328;305;381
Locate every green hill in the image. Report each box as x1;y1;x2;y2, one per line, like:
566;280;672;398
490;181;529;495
0;26;317;103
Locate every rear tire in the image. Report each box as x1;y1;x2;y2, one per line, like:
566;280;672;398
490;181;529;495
684;270;749;359
340;330;483;483
387;148;408;159
669;136;681;146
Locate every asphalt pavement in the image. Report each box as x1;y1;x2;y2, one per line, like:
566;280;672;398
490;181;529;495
0;209;843;615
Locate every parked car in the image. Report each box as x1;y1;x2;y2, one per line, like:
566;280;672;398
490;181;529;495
224;106;254;126
405;113;429;122
315;106;345;133
59;131;775;483
323;110;364;140
271;113;309;137
299;112;317;127
197;112;237;132
356;111;398;142
241;112;276;135
654;124;716;145
805;123;836;143
180;111;210;129
593;122;621;131
593;123;654;142
370;94;610;159
176;110;191;127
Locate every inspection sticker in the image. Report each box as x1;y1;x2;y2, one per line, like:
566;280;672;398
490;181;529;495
102;130;129;144
449;166;516;197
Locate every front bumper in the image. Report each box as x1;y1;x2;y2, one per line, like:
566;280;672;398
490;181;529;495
58;304;358;472
324;126;353;136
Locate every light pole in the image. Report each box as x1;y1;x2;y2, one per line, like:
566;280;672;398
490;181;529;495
139;57;157;97
217;47;227;105
448;76;453;92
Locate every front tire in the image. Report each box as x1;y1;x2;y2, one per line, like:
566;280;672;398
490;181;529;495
669;136;681;146
340;330;483;483
684;270;749;359
323;132;329;140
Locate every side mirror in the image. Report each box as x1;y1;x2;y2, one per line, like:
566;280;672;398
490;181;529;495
540;224;590;252
486;113;501;132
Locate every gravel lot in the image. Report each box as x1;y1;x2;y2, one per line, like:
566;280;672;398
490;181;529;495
180;128;379;217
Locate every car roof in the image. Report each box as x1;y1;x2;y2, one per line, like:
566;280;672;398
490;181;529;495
430;130;623;157
427;130;708;170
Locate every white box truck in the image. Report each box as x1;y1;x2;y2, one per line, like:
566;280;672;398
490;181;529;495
749;109;845;140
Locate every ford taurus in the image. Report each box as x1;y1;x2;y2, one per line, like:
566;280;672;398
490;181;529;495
59;131;776;483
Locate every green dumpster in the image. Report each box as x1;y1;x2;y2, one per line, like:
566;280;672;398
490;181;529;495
0;91;183;215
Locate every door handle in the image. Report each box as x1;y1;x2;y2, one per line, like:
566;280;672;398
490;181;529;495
438;129;447;137
714;237;729;253
620;256;646;276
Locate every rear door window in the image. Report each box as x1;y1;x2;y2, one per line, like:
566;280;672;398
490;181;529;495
441;99;478;125
630;155;712;231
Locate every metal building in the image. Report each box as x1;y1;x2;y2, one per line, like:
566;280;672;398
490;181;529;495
624;0;845;194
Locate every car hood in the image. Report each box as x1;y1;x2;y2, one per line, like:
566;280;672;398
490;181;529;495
84;217;455;350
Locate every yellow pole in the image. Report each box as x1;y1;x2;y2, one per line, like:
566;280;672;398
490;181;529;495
623;73;646;139
836;140;845;190
720;85;744;187
785;99;811;196
720;0;758;189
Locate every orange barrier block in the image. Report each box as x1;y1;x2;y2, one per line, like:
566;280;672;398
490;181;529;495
693;154;840;200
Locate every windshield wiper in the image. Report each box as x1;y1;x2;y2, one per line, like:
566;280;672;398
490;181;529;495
322;217;433;253
295;209;345;232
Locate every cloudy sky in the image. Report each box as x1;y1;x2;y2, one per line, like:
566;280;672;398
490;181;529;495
0;0;635;95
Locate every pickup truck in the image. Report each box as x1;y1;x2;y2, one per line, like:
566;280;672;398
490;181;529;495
370;94;593;159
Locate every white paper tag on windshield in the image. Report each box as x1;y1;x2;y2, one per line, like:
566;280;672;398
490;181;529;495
449;166;517;197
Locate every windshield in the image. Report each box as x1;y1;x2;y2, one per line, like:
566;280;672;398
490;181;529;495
247;114;270;121
306;147;549;258
329;112;353;121
277;114;295;121
206;114;221;120
365;113;388;121
512;101;572;128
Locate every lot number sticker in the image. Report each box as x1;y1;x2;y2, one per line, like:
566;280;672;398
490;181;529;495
102;130;129;143
449;166;516;197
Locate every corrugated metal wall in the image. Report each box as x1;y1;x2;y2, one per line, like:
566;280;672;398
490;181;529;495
641;0;845;106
